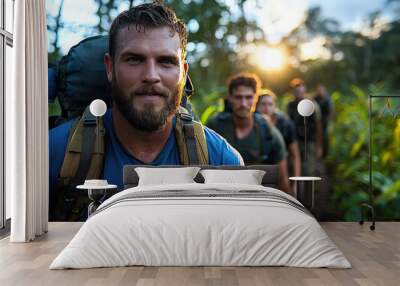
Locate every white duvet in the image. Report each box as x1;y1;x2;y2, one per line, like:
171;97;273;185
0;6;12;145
50;183;351;269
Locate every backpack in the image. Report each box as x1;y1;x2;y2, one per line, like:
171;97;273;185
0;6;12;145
49;36;208;221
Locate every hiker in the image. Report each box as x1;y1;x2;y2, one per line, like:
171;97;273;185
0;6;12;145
49;2;243;221
207;73;292;196
287;78;323;175
313;84;333;158
256;89;301;180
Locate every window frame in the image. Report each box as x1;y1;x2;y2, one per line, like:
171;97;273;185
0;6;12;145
0;0;14;231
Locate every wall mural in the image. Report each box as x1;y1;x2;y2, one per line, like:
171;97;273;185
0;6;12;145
46;0;400;222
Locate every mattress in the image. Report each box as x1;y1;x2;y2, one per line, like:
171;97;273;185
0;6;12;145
50;183;351;269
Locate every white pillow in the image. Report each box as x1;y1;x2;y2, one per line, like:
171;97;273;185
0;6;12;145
200;169;266;185
135;167;200;186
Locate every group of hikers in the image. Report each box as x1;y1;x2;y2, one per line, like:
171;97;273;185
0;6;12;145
207;74;332;195
48;1;332;221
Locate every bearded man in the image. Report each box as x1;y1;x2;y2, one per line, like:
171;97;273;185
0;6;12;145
49;2;242;221
207;73;292;196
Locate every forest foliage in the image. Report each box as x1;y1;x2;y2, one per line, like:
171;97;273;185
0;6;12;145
47;0;400;220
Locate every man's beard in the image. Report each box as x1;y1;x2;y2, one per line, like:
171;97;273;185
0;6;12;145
234;107;252;118
112;77;185;132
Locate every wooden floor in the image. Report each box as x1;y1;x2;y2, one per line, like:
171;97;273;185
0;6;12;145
0;222;399;286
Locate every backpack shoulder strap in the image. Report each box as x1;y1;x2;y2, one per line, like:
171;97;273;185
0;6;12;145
59;106;106;186
253;113;274;162
254;113;273;139
175;106;209;165
51;106;106;221
207;112;235;144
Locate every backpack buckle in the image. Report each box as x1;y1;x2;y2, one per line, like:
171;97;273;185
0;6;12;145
180;112;193;122
83;117;97;126
83;110;97;126
177;106;193;122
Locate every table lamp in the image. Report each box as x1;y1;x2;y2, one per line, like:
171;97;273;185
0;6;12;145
90;99;107;151
297;99;315;168
81;99;109;216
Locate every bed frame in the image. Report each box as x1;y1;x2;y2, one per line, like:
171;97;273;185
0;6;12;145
123;165;280;189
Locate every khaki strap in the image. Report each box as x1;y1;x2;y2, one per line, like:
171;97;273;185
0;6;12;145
175;107;208;165
183;122;198;164
59;107;105;183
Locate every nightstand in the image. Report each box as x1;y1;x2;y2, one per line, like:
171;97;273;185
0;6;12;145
289;176;322;210
77;183;117;216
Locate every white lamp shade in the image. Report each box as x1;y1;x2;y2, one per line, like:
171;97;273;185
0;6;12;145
297;99;315;117
90;99;107;117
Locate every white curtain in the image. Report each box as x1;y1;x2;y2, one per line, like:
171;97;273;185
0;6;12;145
7;0;48;242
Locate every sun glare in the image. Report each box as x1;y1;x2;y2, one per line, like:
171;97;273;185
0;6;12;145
250;46;286;71
299;37;331;61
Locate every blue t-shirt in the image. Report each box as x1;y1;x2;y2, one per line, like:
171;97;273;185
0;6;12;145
49;109;243;193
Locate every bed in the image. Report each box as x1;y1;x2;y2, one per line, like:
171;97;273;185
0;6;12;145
50;165;350;269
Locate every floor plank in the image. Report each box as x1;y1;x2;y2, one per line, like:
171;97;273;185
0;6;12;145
0;222;399;286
